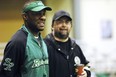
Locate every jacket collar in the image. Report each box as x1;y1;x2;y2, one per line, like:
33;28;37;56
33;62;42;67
45;33;76;49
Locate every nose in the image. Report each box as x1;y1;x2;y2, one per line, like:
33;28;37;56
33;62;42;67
62;21;67;26
40;15;46;20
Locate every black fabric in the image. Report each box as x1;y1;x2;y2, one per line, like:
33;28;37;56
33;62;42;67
84;69;91;77
55;39;71;55
44;33;91;77
0;29;28;77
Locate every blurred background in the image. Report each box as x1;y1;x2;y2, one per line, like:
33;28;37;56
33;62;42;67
0;0;116;77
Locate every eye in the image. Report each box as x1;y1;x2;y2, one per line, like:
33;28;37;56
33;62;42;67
37;10;46;16
31;12;38;16
56;20;63;24
66;21;70;24
30;11;46;17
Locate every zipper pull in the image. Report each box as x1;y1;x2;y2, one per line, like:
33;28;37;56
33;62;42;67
70;75;72;77
67;55;69;60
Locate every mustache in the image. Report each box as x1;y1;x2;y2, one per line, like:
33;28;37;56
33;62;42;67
36;20;45;24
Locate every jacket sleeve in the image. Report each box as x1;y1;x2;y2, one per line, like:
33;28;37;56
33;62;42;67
76;44;91;77
0;40;25;77
85;69;91;77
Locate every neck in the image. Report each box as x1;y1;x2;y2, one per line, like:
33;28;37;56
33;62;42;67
25;23;39;37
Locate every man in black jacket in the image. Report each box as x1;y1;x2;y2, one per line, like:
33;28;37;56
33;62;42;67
44;10;91;77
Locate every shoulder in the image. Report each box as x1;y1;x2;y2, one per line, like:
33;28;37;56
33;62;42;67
44;33;53;44
69;38;84;52
70;38;80;47
12;29;27;42
7;29;28;48
44;33;52;40
44;33;57;49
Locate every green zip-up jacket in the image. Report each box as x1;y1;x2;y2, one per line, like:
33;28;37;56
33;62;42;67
0;25;49;77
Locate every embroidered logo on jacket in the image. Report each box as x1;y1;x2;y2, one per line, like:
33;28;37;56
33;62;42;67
74;56;81;65
32;59;48;68
3;58;14;71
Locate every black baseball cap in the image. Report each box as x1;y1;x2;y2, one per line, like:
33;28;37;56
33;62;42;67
52;10;72;21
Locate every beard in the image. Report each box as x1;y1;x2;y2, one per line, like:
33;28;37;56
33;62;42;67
54;31;69;39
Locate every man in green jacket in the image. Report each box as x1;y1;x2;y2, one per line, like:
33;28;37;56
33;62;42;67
0;1;52;77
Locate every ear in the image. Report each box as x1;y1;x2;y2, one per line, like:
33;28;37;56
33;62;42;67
51;27;54;31
22;14;28;20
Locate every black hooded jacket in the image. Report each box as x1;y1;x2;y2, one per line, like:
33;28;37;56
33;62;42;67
44;33;91;77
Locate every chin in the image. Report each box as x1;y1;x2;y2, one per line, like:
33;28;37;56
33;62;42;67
59;34;68;39
39;29;44;31
61;33;68;36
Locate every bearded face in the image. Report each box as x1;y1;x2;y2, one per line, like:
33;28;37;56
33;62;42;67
52;16;72;39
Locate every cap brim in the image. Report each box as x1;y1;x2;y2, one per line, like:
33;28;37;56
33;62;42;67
31;6;52;12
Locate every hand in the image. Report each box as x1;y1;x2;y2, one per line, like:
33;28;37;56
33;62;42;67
77;70;87;77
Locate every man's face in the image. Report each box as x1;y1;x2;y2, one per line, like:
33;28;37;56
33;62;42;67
53;16;72;39
25;10;46;32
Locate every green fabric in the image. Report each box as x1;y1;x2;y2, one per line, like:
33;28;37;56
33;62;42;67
23;1;52;13
21;25;49;77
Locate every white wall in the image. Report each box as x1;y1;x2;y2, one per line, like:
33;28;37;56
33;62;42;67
78;0;116;73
